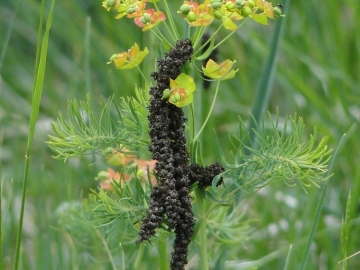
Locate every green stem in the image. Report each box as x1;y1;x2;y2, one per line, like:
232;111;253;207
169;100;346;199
151;28;172;48
134;244;145;269
95;229;117;270
213;18;250;51
192;26;207;50
193;24;222;56
158;233;169;270
0;178;2;270
162;0;180;40
188;103;196;140
136;65;149;84
195;187;209;270
194;80;220;141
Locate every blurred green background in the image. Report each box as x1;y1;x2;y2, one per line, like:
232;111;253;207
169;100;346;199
1;0;359;269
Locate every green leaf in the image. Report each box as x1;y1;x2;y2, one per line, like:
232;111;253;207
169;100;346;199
214;113;332;198
47;89;150;160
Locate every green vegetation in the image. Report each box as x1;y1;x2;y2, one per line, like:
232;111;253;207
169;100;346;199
1;0;359;269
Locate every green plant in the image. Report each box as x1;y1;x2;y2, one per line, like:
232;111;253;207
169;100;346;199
46;1;332;269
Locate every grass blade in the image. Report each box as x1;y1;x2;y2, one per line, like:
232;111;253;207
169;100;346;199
13;0;55;268
247;0;290;148
298;128;352;270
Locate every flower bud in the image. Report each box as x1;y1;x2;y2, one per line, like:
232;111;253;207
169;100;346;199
162;89;172;99
241;6;252;17
186;11;197;22
179;4;191;15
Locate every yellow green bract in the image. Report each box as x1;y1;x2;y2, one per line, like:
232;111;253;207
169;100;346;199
168;73;196;108
108;43;149;69
202;59;238;80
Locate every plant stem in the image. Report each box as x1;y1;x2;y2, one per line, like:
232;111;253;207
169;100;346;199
158;233;169;270
195;187;209;270
194;80;220;141
162;0;179;40
134;244;145;269
95;229;117;270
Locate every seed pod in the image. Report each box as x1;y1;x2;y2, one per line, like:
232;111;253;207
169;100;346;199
186;11;197;22
248;0;255;8
235;0;246;9
126;7;136;14
162;89;172;99
141;13;151;24
214;10;223;19
273;7;282;18
106;0;116;8
211;2;222;9
225;1;235;11
170;93;181;103
179;4;191;15
143;13;151;21
241;6;252;17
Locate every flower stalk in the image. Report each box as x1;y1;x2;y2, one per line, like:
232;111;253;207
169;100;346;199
195;187;209;270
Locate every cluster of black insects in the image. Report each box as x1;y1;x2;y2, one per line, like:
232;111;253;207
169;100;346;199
136;39;224;270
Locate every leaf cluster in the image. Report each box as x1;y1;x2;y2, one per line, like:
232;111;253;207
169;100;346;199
214;113;332;198
47;87;150;160
57;170;154;246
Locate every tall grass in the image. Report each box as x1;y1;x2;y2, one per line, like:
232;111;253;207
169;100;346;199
0;0;359;269
14;0;55;268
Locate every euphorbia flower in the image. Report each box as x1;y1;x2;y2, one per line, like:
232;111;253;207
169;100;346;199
121;1;146;19
209;2;243;30
102;0;120;11
202;59;238;80
108;43;149;69
180;1;214;27
167;73;196;107
134;9;166;31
